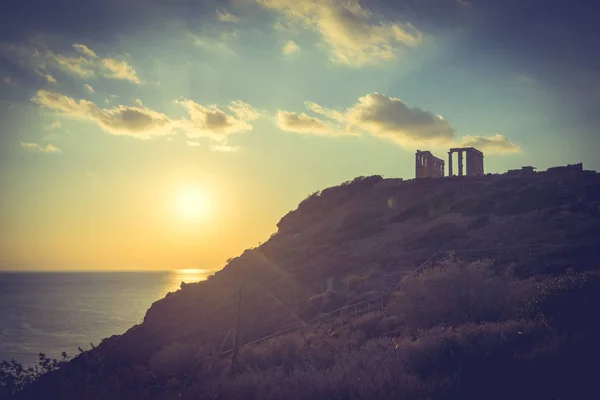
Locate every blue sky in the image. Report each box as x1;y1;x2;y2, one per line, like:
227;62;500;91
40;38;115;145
1;0;599;270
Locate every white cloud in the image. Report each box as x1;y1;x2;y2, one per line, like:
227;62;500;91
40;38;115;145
217;10;240;22
1;42;140;83
84;83;95;93
282;40;301;55
21;142;61;153
277;92;519;151
36;70;57;83
53;54;96;77
176;99;257;139
32;90;173;138
276;110;342;135
280;92;452;144
258;0;422;66
46;121;62;130
210;144;241;152
31;89;262;142
187;140;202;147
458;134;521;154
101;58;140;83
73;43;98;58
342;92;455;145
227;100;262;121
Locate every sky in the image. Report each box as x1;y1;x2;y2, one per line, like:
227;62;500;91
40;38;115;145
1;0;599;271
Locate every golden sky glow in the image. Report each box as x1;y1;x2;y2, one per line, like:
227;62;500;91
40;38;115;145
1;0;599;271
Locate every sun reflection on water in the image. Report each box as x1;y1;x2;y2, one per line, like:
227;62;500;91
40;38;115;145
165;268;210;294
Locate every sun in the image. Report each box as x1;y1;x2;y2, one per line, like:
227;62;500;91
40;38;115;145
176;187;211;220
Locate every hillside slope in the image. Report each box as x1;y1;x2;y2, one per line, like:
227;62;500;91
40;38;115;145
11;165;600;399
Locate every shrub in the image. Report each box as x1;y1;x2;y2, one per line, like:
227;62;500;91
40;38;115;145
524;271;600;334
468;215;490;230
387;259;517;330
149;342;201;377
353;312;384;339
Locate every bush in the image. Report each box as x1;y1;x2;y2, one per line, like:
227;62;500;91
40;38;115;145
149;342;201;377
387;259;517;330
525;271;600;334
468;215;490;230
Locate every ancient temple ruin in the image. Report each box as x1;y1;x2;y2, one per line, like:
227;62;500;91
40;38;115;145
415;150;445;178
415;147;485;178
448;147;484;177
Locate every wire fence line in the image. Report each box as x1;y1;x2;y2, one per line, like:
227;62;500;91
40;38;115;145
211;234;600;358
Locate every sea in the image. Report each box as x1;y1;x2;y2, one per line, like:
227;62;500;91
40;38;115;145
0;269;209;366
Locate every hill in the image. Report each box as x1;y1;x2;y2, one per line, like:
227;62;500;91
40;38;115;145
5;164;600;399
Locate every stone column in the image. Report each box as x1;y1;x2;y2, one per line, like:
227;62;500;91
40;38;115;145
415;152;420;178
448;151;453;176
458;150;464;176
480;155;484;175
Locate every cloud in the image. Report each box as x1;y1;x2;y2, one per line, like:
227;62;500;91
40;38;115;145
210;144;241;152
342;93;455;145
31;89;262;141
276;110;341;135
176;99;258;139
258;0;422;66
101;58;140;83
190;33;237;57
21;142;61;153
72;43;97;58
36;70;57;83
279;92;517;150
1;76;11;84
2;42;140;83
187;140;202;147
227;100;262;120
53;54;96;77
84;83;95;93
217;10;240;23
458;134;521;154
274;20;297;33
282;40;301;55
287;92;454;144
32;90;172;138
46;121;62;129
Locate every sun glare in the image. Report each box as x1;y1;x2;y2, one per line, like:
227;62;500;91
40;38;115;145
177;187;211;220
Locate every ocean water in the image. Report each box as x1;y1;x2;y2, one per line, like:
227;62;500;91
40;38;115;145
0;269;209;366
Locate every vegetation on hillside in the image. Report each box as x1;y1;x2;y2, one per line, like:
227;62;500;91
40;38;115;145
3;167;600;399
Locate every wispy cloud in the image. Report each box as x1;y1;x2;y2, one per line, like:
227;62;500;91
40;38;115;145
1;76;12;84
282;40;301;55
459;134;521;154
2;42;140;84
276;110;342;135
187;140;202;147
217;10;240;23
258;0;422;66
210;144;241;152
36;70;57;83
72;43;98;58
84;83;95;93
21;142;61;153
46;121;62;130
101;58;140;83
